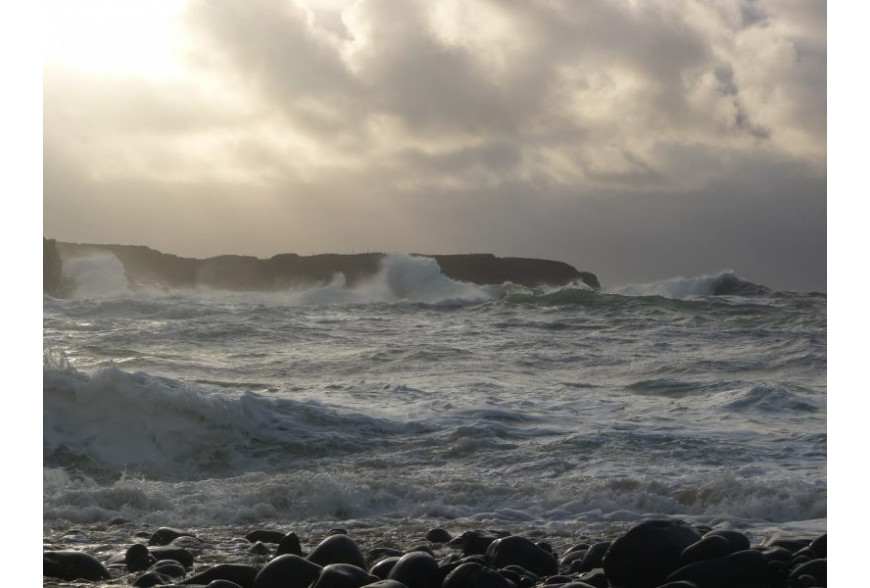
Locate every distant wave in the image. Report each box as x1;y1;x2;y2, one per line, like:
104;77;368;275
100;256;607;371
613;271;772;298
58;253;498;305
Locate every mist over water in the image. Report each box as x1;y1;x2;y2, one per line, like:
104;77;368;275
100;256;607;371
43;254;826;534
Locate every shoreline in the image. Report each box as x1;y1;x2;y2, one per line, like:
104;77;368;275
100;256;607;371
43;517;827;587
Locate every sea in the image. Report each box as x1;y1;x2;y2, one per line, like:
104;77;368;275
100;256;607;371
43;253;826;547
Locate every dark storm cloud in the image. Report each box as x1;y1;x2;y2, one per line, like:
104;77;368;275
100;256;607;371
43;0;826;290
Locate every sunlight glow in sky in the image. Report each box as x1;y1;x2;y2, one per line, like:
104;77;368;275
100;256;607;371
45;0;188;79
42;0;826;291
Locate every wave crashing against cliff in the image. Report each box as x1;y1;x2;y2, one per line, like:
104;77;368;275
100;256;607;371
46;241;601;294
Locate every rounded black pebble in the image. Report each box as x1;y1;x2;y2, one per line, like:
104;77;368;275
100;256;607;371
764;537;811;553
208;582;245;588
361;581;409;588
809;534;826;558
664;549;771;588
312;563;378;588
655;582;700;588
367;548;405;569
308;534;367;569
135;570;174;587
560;549;586;569
181;563;259;588
602;519;702;588
387;552;441;588
447;530;499;556
151;559;186;578
577;541;610;572
425;528;452;544
794;573;820;587
149;527;199;546
789;558;826;587
370;556;401;579
577;569;608;588
442;562;513;588
43;550;111;582
246;530;288;544
276;532;304;557
760;546;793;563
249;541;271;555
127;543;156;572
678;535;732;566
558;583;597;588
702;529;750;553
485;535;558;577
150;546;195;567
541;574;573;584
254;554;322;588
566;543;590;555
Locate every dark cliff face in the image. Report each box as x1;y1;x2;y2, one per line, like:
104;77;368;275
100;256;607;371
53;242;600;292
43;238;65;297
429;254;600;290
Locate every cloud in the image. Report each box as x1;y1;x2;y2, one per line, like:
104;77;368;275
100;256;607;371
43;0;826;290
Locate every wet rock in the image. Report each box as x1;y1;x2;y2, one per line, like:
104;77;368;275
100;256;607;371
425;528;452;544
809;534;827;558
367;548;405;569
150;546;195;567
370;556;401;579
308;534;367;569
441;561;513;588
447;530;500;556
149;527;199;546
485;535;558;577
789;558;826;587
678;535;732;566
664;549;771;588
43;550;111;582
602;519;702;588
362;581;410;588
126;543;156;572
276;532;304;556
577;541;610;572
702;529;750;553
387;552;441;588
312;563;378;588
254;554;323;588
181;563;259;588
135;570;175;587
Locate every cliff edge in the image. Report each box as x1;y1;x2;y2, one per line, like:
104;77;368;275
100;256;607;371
50;242;600;292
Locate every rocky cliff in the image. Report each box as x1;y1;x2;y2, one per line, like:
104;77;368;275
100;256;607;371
52;242;600;292
43;238;66;297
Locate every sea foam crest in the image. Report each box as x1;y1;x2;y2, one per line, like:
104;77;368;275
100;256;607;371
286;254;495;305
613;271;770;298
43;356;421;481
62;252;129;298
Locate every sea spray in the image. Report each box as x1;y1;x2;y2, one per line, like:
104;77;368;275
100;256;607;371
43;268;825;533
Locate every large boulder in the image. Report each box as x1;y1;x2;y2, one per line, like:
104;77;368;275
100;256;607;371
601;519;702;588
307;534;367;570
485;535;558;577
43;550;111;581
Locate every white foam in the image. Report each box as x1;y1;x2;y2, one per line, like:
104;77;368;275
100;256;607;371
613;271;746;298
62;252;129;298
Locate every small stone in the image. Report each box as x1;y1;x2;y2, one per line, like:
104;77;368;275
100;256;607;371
425;528;452;544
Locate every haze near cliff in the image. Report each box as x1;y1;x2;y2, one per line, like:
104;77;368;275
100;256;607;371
43;0;826;291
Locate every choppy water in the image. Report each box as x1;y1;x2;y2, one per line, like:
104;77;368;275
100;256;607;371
43;254;826;537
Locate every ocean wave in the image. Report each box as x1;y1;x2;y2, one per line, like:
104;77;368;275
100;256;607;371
42;353;430;481
613;271;772;298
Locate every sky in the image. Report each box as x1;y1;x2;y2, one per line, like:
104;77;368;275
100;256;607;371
41;0;827;291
